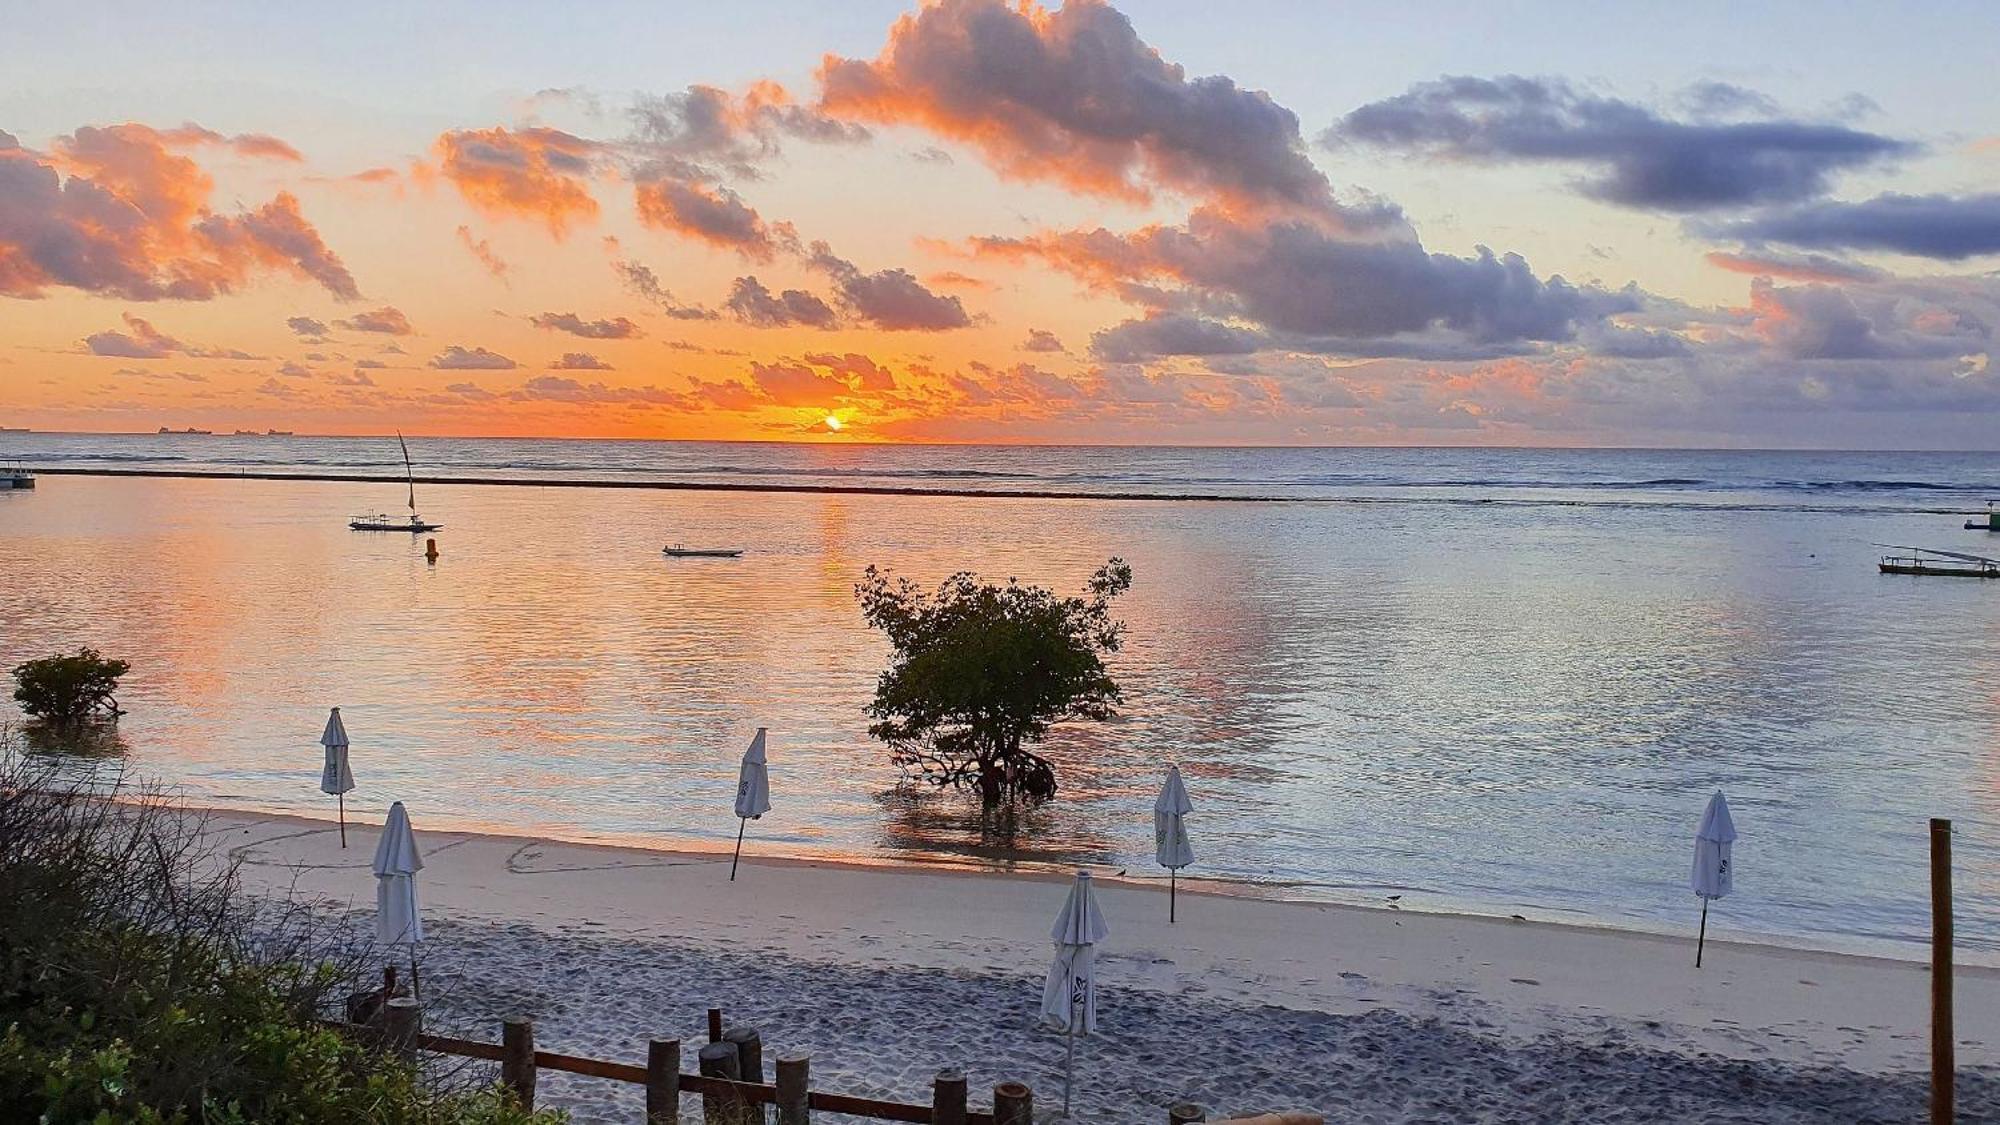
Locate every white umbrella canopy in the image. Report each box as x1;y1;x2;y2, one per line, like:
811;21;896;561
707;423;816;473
729;728;770;881
1154;765;1195;922
1689;790;1737;967
1041;870;1108;1117
372;801;424;947
319;708;355;847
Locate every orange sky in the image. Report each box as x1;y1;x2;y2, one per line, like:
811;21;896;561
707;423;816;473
4;1;1998;448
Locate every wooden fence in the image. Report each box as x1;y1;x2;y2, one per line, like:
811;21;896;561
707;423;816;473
341;994;1096;1125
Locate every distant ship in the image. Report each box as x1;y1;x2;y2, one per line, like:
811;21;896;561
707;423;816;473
159;427;213;435
231;429;295;437
0;426;27;433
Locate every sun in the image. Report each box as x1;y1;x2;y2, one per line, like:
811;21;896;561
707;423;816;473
823;414;843;432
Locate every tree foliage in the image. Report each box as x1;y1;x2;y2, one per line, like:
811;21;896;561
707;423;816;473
12;648;129;728
856;558;1132;806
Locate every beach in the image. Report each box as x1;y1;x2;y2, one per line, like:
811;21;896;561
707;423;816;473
213;808;1999;1123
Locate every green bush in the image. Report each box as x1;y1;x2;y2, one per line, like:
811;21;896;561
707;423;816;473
12;648;130;729
0;739;563;1124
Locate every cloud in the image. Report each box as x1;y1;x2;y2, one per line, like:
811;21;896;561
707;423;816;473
628;82;867;179
807;242;973;330
551;351;613;370
927;270;996;292
1022;328;1066;352
910;146;954;165
531;311;643;339
978;207;1635;356
817;0;1347;217
1704;250;1886;283
748;360;854;405
510;374;687;405
442;381;496;401
456;225;510;279
1091;312;1264;362
801;351;897;391
0;123;357;299
612;257;717;319
433;126;604;235
276;360;312;378
1743;276;1987;361
633;177;796;259
336;305;413;335
82;313;254;359
724;276;840;328
331;370;375;386
1703;193;2000;260
1330;76;1913;211
287;316;330;338
429;345;518;370
153;123;305;162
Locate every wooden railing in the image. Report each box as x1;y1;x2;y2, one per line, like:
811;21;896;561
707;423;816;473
343;998;1045;1124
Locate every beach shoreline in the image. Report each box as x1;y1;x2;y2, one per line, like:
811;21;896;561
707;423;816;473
204;805;1998;1079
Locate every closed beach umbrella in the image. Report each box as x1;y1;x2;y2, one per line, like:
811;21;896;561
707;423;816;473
729;727;770;882
1041;870;1108;1117
319;708;356;848
1690;790;1736;968
373;801;425;994
1154;765;1194;922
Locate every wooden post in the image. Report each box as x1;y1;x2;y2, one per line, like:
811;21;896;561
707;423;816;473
708;1007;725;1043
698;1040;744;1125
774;1053;810;1125
647;1038;682;1125
993;1081;1032;1125
932;1070;968;1125
501;1017;537;1111
383;997;421;1061
725;1026;765;1084
1169;1103;1206;1123
1932;817;1954;1125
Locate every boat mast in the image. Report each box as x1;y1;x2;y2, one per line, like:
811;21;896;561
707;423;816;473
397;431;416;514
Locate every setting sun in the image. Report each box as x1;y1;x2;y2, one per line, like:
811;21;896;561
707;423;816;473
824;415;843;432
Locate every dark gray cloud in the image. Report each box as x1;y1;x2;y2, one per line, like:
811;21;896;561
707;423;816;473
551;351;613;370
612;258;717;319
633;176;796;260
629;84;867;181
724;276;839;329
511;374;687;406
807;243;972;331
1329;75;1913;211
336;306;414;335
531;311;644;339
429;345;518;370
1705;193;2000;260
1091;313;1264;363
287;316;330;338
1022;328;1066;352
82;314;254;360
1704;249;1886;283
1746;277;1989;361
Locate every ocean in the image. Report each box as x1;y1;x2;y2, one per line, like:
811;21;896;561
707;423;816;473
3;432;1997;956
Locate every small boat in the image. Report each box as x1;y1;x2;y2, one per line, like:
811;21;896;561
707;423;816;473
1965;502;1999;531
350;432;442;532
663;544;744;558
3;461;34;490
1878;545;2000;578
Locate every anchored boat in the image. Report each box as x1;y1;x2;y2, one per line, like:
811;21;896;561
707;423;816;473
663;544;744;558
1878;545;2000;578
349;433;442;532
1966;502;1999;531
3;461;33;489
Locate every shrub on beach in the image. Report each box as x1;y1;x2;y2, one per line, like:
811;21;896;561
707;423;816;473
856;558;1132;806
0;739;561;1124
11;648;129;730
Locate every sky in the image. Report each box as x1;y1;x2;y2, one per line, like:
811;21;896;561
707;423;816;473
3;0;1999;447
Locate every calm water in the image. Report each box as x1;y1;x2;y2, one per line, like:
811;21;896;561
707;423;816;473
3;434;1998;957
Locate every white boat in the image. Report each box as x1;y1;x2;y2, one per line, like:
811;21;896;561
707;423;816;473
350;433;442;532
663;544;743;558
3;461;33;490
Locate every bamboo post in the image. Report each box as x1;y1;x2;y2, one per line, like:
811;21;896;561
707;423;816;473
1169;1103;1205;1123
698;1041;744;1125
501;1017;537;1111
647;1038;682;1125
383;997;421;1061
993;1081;1032;1125
709;1007;725;1043
775;1053;809;1125
1932;817;1954;1125
932;1070;968;1125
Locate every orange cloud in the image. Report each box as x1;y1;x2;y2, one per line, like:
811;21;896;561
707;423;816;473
0;123;356;300
434;126;603;236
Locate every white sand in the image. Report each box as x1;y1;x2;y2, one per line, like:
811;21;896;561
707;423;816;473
206;809;1998;1121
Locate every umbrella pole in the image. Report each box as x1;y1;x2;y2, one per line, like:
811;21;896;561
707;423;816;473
338;793;346;849
410;952;420;1001
1696;898;1709;968
730;818;747;882
1064;1010;1076;1118
1170;869;1177;924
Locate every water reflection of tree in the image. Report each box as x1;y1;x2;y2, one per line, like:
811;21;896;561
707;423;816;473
872;784;1119;870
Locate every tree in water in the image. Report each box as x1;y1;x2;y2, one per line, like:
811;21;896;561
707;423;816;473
856;558;1132;807
12;649;129;730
